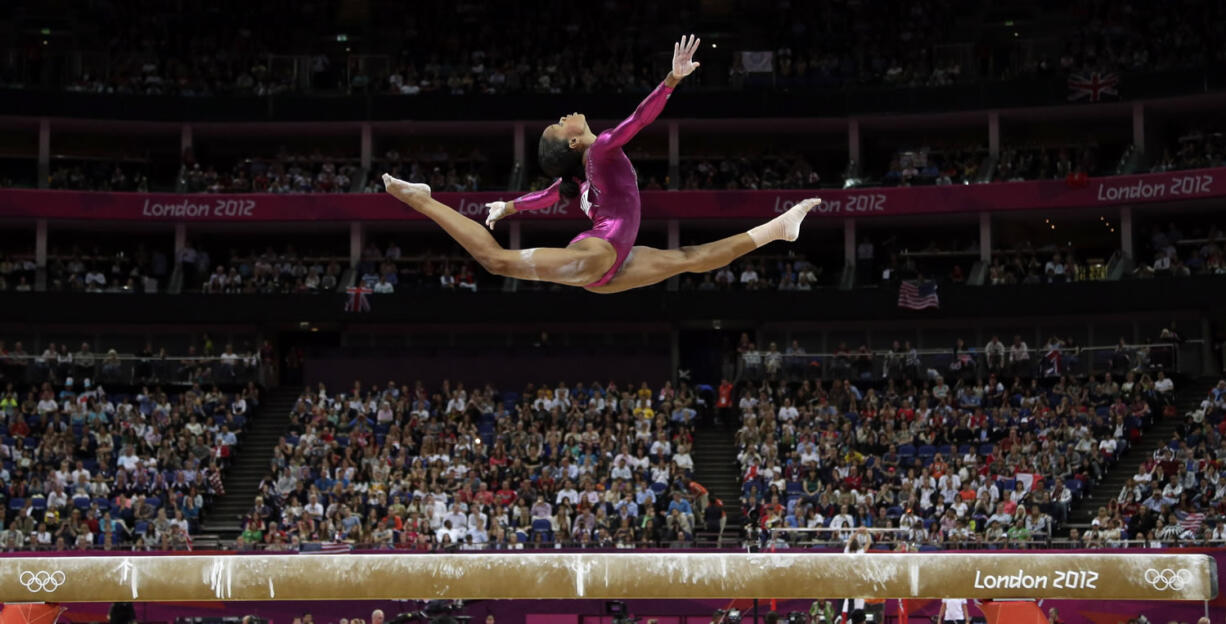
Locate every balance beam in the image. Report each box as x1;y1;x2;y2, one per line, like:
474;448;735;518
0;552;1215;603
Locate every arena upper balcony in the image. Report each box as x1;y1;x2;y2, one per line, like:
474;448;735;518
1;65;1223;123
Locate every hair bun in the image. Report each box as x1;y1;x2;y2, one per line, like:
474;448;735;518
558;178;580;199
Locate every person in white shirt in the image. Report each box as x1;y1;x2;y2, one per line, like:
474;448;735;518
984;335;1006;371
777;399;799;422
1154;371;1174;394
372;276;395;293
829;505;855;530
556;483;580;506
1044;253;1067;283
610;459;633;481
739;266;759;288
1009;335;1030;375
117;447;141;472
672;446;694;473
937;598;968;623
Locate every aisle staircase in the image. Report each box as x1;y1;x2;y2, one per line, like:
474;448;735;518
1071;377;1216;524
692;422;745;547
196;387;299;546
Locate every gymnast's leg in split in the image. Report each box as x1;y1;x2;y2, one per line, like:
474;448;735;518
384;173;820;294
584;198;820;294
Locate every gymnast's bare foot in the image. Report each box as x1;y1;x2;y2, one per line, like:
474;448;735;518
382;173;432;207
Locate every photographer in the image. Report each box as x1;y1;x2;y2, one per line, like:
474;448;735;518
936;598;968;624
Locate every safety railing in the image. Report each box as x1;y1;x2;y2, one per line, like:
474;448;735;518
736;340;1193;383
0;353;267;386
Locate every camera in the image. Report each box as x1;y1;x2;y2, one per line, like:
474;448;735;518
606;601;639;624
712;609;743;624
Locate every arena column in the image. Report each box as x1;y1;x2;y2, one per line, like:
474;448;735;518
979;212;991;264
349;222;363;269
988;112;1000;159
37;119;49;190
843;219;856;283
666;218;679;290
1119;205;1133;259
668;121;679;190
34;218;47;291
1132;103;1146;154
360;123;372;172
513;123;526;173
847;119;862;178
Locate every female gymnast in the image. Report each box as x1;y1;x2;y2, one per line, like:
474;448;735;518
382;34;820;294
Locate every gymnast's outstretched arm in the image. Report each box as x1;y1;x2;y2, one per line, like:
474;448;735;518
601;33;701;151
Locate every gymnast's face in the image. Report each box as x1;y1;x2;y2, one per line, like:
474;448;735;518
544;113;590;150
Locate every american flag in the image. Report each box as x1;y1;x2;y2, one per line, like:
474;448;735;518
319;541;352;553
1067;72;1119;102
898;280;939;310
344;285;373;312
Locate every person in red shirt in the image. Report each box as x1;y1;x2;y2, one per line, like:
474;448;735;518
495;480;518;507
8;419;29;437
473;481;496;506
842;466;863;490
716;379;734;423
687;479;709;518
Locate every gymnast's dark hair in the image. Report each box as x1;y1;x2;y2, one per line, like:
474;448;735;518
538;134;584;199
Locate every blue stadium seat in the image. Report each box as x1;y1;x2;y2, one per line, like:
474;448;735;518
978;443;995;456
531;518;553;542
898;444;916;458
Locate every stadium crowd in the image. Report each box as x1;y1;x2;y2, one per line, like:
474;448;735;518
727;327;1226;550
0;361;258;551
0;256;37;293
177;153;359;195
180;241;489;295
48;163;151;193
678;155;825;191
1149;130;1226;173
1133;222;1226;279
239;378;713;550
187;245;347;295
44;244;170;294
1107;378;1226;546
8;0;1217;97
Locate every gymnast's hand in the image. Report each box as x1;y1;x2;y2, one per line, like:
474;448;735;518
484;201;516;230
671;34;701;80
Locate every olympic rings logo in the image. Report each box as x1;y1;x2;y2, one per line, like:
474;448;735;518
19;570;66;593
1144;568;1193;591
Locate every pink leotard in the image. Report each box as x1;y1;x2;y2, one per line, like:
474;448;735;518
510;81;674;287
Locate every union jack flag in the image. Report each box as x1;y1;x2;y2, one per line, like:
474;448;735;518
344;285;372;312
1067;72;1119;102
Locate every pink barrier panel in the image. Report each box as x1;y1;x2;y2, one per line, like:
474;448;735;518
0;167;1222;222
